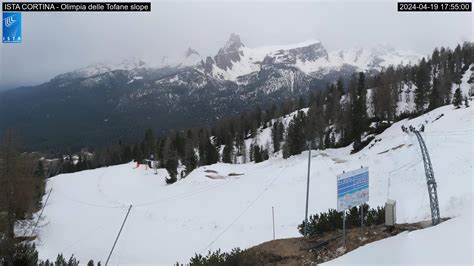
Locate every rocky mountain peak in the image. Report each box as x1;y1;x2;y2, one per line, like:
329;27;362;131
116;57;147;70
226;33;244;49
214;34;245;71
261;41;328;66
185;47;200;58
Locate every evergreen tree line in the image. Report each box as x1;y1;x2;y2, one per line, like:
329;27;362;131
6;242;101;266
186;248;261;266
282;42;473;156
0;130;48;265
54;42;473;182
0;131;101;266
55;98;309;182
297;204;386;237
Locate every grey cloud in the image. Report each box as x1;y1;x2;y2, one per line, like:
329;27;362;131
1;0;472;89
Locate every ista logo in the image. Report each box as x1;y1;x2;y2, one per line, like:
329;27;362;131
3;12;22;43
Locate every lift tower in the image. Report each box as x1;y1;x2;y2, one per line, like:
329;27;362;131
412;130;441;226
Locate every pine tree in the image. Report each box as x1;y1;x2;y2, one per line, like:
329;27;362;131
132;144;144;162
414;58;431;112
324;131;332;148
453;88;463;108
464;96;470;108
182;141;197;175
121;144;132;163
336;78;345;95
453;44;463;80
33;160;45;179
297;96;306;109
0;130;44;265
205;138;219;165
241;142;247;163
282;139;290;159
253;145;263;163
162;137;178;183
429;77;441;110
261;148;269;161
33;160;46;209
286;111;307;156
249;143;254;162
440;66;453;105
142;128;156;159
351;72;368;151
222;142;233;164
55;254;67;265
271;121;284;153
374;66;398;121
174;132;186;158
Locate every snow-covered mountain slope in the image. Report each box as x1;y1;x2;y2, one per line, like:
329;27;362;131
203;34;421;82
52;58;147;82
47;34;423;92
239;67;472;159
157;47;203;69
49;35;421;88
329;45;421;72
33;103;473;264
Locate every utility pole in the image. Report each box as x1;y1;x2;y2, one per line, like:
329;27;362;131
272;206;275;240
106;205;133;266
28;188;53;237
304;141;312;237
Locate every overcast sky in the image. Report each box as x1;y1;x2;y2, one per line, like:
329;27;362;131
1;0;472;90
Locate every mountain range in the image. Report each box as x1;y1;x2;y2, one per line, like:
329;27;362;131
0;34;422;150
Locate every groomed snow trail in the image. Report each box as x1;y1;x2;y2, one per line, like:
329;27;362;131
36;104;473;265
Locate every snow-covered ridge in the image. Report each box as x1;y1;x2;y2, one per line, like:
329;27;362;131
51;57;147;81
329;45;421;71
157;47;204;69
50;35;423;85
207;35;422;82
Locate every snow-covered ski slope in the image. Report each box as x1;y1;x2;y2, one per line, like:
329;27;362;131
36;103;473;265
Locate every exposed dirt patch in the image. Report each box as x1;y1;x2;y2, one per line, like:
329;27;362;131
228;173;244;176
206;174;225;179
332;158;347;164
246;219;448;265
377;144;412;155
204;169;218;173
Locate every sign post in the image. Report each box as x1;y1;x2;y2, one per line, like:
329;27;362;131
343;210;346;247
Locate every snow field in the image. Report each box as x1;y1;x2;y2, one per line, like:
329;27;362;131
35;103;473;264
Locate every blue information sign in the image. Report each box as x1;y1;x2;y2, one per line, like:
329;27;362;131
337;167;369;211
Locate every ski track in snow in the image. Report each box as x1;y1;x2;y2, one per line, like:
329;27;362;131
34;103;473;265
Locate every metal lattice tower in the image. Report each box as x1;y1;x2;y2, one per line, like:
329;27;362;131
413;130;441;226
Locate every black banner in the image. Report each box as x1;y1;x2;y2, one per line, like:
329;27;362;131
2;2;151;12
398;2;471;12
